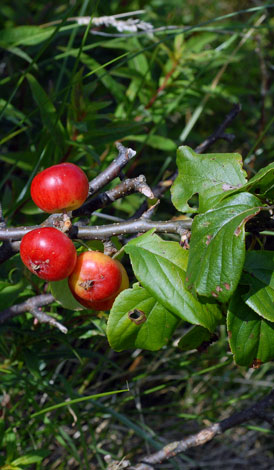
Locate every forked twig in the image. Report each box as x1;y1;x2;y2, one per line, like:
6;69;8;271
0;294;67;334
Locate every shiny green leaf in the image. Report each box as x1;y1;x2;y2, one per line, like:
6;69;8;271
178;326;212;351
50;279;84;311
228;288;274;366
186;193;261;301
107;284;178;351
125;232;222;331
242;251;274;322
171;146;247;213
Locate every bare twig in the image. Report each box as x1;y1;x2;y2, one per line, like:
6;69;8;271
128;388;274;469
71;219;191;240
88;143;136;196
73;175;154;217
0;293;67;333
31;307;68;334
0;219;191;242
141;200;160;220
0;294;54;322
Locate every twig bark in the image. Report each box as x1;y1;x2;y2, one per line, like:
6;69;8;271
0;218;192;242
88;143;136;196
129;388;274;469
72;219;191;239
73;175;154;217
0;293;67;334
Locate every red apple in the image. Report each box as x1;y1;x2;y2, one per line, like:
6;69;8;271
68;251;129;309
31;162;89;213
20;227;77;281
72;262;129;311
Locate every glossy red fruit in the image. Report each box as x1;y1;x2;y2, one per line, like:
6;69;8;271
31;162;89;213
72;262;129;311
20;227;77;281
68;251;129;309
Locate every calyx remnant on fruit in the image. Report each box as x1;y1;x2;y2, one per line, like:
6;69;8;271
20;227;77;281
68;251;129;311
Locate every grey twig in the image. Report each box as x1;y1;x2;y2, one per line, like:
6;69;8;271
141;200;160;220
0;219;192;242
31;307;68;334
0;294;54;322
129;388;274;469
88;143;136;196
0;294;67;334
71;218;191;240
73;175;154;217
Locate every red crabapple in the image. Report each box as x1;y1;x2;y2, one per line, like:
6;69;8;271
30;162;89;213
68;251;129;310
71;261;129;311
20;227;77;281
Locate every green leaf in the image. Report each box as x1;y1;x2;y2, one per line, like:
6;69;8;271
23;348;41;379
186;192;262;302
178;326;212;351
241;162;274;201
11;451;48;466
227;288;274;366
0;99;31;126
107;285;178;351
125;232;222;331
0;465;22;470
0;151;36;171
124;134;177;151
171;146;247;213
216;162;274;203
50;279;84;311
65;50;125;103
0;26;55;47
241;251;274;322
0;279;26;310
26;74;66;148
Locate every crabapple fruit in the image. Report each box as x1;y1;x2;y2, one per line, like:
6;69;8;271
30;162;89;213
68;251;129;310
71;262;129;311
20;227;77;281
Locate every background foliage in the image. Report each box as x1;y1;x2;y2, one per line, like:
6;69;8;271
0;1;274;468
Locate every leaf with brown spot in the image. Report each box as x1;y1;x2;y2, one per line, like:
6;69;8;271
186;192;261;302
128;309;147;325
107;284;178;351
